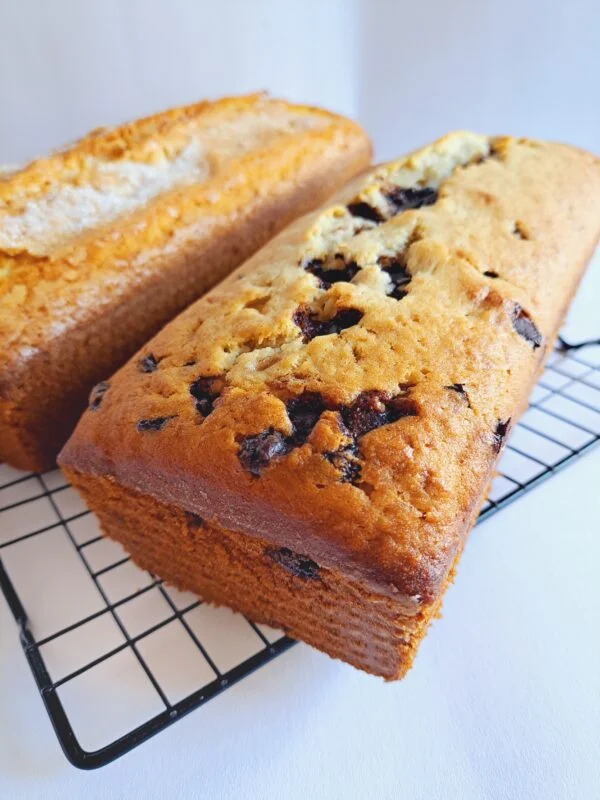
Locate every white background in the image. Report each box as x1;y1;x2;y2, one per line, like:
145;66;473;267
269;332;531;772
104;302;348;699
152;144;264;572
1;0;598;163
0;0;358;163
1;1;599;797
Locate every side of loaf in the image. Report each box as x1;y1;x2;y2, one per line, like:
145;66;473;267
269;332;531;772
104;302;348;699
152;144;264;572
60;133;600;678
0;94;371;471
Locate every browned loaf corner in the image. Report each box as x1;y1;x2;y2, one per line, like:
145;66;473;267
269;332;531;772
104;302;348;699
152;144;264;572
0;94;371;471
60;132;600;678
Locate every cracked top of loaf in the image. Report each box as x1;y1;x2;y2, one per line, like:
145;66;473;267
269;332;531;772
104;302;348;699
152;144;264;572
60;132;600;607
0;93;368;370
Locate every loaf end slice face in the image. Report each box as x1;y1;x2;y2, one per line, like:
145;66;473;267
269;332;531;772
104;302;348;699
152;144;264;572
0;93;371;470
60;133;600;677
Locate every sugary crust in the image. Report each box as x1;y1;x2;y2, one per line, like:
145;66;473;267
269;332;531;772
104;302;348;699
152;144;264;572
0;94;371;469
60;133;600;615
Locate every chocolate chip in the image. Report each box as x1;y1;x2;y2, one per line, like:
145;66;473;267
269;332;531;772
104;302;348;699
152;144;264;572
238;394;327;476
293;307;363;343
484;270;499;278
388;281;409;300
137;354;158;373
88;381;109;411
293;307;319;342
190;376;221;416
512;304;543;349
265;546;320;580
286;392;326;444
238;428;292;476
185;511;204;528
378;255;412;300
445;383;472;408
492;418;511;453
385;186;438;215
347;201;384;223
304;257;360;289
324;442;362;483
293;308;322;341
136;416;176;432
340;390;418;438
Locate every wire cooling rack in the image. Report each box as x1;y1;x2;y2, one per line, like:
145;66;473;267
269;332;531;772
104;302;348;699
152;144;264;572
1;342;600;770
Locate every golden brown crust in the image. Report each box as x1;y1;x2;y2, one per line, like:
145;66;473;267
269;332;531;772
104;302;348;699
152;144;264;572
60;133;600;631
64;469;428;679
0;94;371;470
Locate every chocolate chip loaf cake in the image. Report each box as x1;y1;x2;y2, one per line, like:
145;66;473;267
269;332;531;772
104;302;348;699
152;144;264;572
0;94;370;471
59;132;600;679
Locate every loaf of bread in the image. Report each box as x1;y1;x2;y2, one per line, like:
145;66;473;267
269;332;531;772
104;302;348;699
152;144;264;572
59;133;600;678
0;94;370;471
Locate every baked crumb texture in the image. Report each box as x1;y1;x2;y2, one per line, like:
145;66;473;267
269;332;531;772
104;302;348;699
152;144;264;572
0;94;371;470
61;133;600;678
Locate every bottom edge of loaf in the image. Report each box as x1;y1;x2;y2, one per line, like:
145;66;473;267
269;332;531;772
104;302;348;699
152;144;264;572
64;468;454;680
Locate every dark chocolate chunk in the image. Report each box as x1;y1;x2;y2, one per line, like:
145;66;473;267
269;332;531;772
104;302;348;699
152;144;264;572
190;376;221;416
511;304;543;349
88;381;110;411
136;416;176;432
378;255;412;300
385;186;438;215
445;383;472;408
237;394;327;477
324;442;362;483
492;418;511;453
340;390;418;438
238;428;292;476
483;270;499;278
137;354;158;373
185;511;204;528
293;307;363;343
265;546;320;580
286;392;326;444
347;201;385;223
304;257;360;289
293;307;321;342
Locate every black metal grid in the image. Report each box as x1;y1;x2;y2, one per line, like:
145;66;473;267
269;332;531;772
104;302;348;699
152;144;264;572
1;342;599;770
